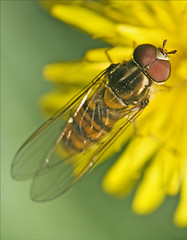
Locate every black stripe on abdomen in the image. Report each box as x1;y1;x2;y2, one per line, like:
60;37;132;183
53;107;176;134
62;94;115;152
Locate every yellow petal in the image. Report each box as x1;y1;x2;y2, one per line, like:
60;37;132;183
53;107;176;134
177;60;187;78
171;1;187;21
149;2;176;31
50;4;116;42
116;24;166;46
102;136;159;197
43;61;108;84
156;149;180;196
132;156;166;214
129;2;158;28
85;46;132;63
103;2;137;26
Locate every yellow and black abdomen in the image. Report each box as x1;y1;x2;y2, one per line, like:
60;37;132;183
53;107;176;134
62;89;115;152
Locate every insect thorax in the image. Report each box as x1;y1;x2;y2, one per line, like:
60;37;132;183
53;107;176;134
108;60;152;105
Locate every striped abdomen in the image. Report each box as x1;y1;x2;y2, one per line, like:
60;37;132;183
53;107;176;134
62;88;115;152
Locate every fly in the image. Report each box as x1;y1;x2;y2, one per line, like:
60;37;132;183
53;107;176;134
11;40;176;201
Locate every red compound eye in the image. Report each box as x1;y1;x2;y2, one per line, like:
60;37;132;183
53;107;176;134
133;43;171;82
133;44;156;68
147;59;171;82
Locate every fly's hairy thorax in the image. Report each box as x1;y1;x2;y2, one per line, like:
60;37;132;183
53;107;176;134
62;60;152;153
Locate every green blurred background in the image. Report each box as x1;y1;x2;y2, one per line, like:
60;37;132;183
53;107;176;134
1;1;187;239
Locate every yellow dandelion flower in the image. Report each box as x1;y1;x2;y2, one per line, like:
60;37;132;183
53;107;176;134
40;1;187;227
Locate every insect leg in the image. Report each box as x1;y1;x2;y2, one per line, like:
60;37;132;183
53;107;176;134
105;47;114;63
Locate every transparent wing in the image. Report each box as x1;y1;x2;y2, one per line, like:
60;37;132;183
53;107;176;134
11;68;108;180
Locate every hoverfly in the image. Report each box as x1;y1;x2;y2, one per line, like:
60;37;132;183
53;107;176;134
11;40;176;202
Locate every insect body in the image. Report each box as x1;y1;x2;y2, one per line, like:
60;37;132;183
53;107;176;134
62;61;150;153
11;40;176;201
